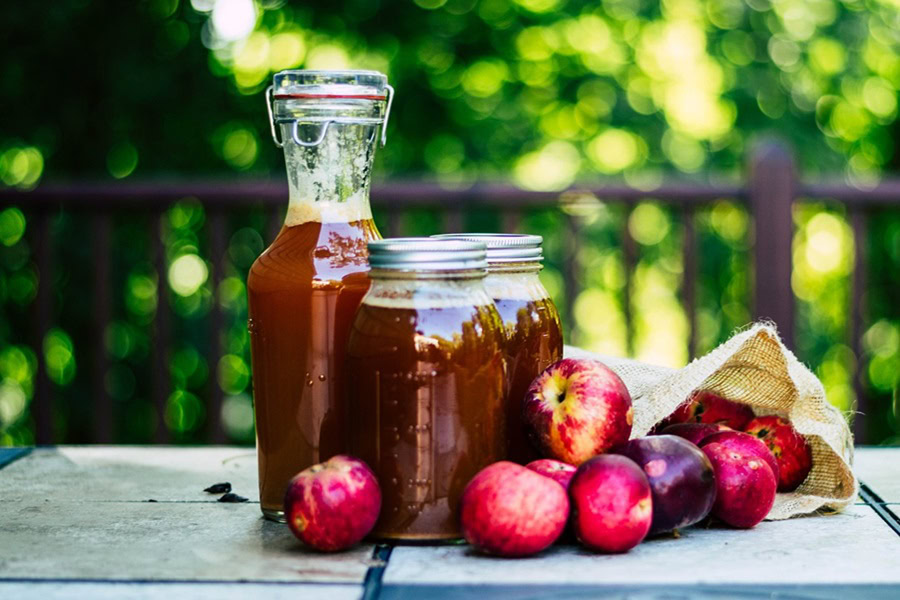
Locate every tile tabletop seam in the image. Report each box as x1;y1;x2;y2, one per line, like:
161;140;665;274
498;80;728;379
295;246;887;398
858;481;900;537
361;544;394;600
0;577;359;587
0;447;32;471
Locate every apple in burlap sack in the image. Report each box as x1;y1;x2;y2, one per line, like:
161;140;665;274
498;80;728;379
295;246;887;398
662;390;755;430
745;415;813;492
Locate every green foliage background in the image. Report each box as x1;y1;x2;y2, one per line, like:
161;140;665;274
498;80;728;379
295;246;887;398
0;0;898;445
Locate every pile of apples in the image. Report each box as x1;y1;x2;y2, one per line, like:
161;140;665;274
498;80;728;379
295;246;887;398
462;359;813;556
282;358;812;555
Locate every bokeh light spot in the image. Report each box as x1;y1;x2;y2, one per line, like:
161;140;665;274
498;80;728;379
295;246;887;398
107;142;139;179
516;27;557;61
43;329;76;386
662;131;706;172
461;59;508;97
268;31;306;71
709;201;748;244
862;77;897;118
513;141;580;191
305;44;350;70
211;0;256;42
629;202;671;246
0;207;26;247
0;380;27;427
218;354;250;394
0;346;35;385
829;101;870;142
233;31;270;88
809;38;846;76
864;320;899;359
168;254;209;297
0;146;44;188
221;127;258;169
165;390;205;434
587;129;642;174
222;393;255;440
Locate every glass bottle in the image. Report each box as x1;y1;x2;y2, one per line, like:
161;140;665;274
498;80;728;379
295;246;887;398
434;234;563;463
248;70;393;521
346;239;507;540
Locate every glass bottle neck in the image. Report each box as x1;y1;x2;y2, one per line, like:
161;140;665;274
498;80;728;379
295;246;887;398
280;122;377;227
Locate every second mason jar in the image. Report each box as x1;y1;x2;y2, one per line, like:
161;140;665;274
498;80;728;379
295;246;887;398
345;238;507;540
434;234;563;464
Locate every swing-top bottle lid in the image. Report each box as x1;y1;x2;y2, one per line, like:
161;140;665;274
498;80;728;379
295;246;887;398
266;70;394;148
272;70;389;100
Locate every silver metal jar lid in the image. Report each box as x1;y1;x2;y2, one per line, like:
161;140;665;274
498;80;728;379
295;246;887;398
266;70;395;148
368;238;487;271
431;233;543;263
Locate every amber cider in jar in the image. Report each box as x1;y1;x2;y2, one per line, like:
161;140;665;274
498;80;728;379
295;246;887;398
248;70;391;521
434;234;563;464
346;239;506;540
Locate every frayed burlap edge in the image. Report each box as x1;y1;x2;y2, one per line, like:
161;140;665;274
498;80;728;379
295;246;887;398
565;322;858;520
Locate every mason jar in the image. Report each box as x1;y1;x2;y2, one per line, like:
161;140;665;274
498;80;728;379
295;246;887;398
346;238;506;540
434;233;563;463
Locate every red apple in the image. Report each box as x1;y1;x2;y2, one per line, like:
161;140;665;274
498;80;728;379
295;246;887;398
522;358;633;466
659;422;732;445
460;461;569;557
525;459;577;490
700;430;779;485
702;444;776;528
569;455;652;553
526;459;578;544
744;415;812;492
284;455;381;552
664;391;755;430
616;436;717;535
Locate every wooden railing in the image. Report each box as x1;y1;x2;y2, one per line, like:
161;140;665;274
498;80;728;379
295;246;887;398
3;141;899;444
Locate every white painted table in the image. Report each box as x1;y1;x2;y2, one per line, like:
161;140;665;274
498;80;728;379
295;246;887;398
1;446;898;599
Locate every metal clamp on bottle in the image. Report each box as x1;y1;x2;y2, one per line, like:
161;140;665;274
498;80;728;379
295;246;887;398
265;76;394;149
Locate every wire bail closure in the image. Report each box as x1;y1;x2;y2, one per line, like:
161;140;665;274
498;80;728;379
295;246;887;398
266;84;394;149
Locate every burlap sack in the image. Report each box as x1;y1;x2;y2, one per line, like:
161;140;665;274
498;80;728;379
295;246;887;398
565;322;857;519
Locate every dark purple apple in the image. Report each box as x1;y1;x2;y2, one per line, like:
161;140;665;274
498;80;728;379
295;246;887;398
616;435;717;534
659;422;732;445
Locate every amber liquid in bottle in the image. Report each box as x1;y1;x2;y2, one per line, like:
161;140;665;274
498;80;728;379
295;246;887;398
252;70;389;520
346;284;506;540
248;216;380;520
490;276;563;464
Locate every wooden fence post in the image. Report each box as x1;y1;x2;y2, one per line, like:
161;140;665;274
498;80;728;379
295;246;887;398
32;211;54;444
748;140;796;349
